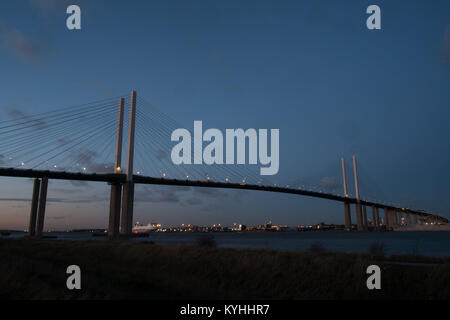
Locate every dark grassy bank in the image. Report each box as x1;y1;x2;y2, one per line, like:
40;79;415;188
0;239;449;299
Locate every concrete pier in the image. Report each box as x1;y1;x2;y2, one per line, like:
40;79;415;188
393;211;399;227
362;206;368;230
344;202;352;230
371;206;377;230
355;203;363;231
35;177;48;237
108;183;122;238
28;178;41;237
414;214;418;224
121;181;135;235
406;212;411;225
384;208;391;230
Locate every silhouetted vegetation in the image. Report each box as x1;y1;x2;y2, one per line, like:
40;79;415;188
368;241;385;258
309;241;327;253
0;239;449;299
196;234;217;247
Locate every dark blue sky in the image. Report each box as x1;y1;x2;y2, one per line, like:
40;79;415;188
0;0;449;229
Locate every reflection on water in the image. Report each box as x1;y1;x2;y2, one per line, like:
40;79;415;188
4;231;450;257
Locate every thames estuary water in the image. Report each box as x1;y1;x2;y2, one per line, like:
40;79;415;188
4;231;450;257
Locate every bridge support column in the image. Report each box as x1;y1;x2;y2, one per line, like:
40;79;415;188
341;158;351;231
414;214;418;224
35;177;48;238
121;182;134;235
28;178;40;237
388;209;393;229
120;91;137;237
375;207;380;229
371;206;377;230
355;203;363;231
344;202;352;230
384;208;391;230
398;212;403;225
108;183;122;238
390;210;397;228
108;98;125;239
352;156;363;231
362;206;368;230
393;211;399;227
406;212;411;225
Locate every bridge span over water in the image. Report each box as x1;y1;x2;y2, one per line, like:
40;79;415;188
0;91;446;237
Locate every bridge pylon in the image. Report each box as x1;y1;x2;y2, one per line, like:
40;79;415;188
341;158;352;230
28;178;41;237
35;177;48;237
120;90;137;236
108;98;125;239
352;155;364;231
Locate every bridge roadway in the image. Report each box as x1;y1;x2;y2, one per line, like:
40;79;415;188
0;167;445;222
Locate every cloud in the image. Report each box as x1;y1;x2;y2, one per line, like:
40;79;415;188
320;176;338;192
57;137;71;145
135;186;191;203
0;197;99;203
6;106;47;129
52;187;85;194
156;150;168;161
69;180;90;187
68;149;114;173
47;215;68;220
28;0;75;17
0;27;47;62
194;187;226;198
184;198;202;205
74;150;99;164
442;24;450;70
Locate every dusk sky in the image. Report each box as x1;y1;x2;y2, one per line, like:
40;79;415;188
0;0;449;230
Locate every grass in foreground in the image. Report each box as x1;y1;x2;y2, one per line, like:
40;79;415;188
0;239;449;299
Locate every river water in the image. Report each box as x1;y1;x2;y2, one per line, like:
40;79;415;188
5;231;450;257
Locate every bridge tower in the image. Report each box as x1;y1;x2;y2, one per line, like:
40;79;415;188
120;91;137;236
108;98;125;239
35;177;48;237
341;158;352;230
352;155;364;231
27;178;41;236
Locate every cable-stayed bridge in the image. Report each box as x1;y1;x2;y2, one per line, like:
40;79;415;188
0;91;446;237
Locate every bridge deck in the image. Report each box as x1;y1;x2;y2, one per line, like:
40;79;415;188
0;167;442;220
